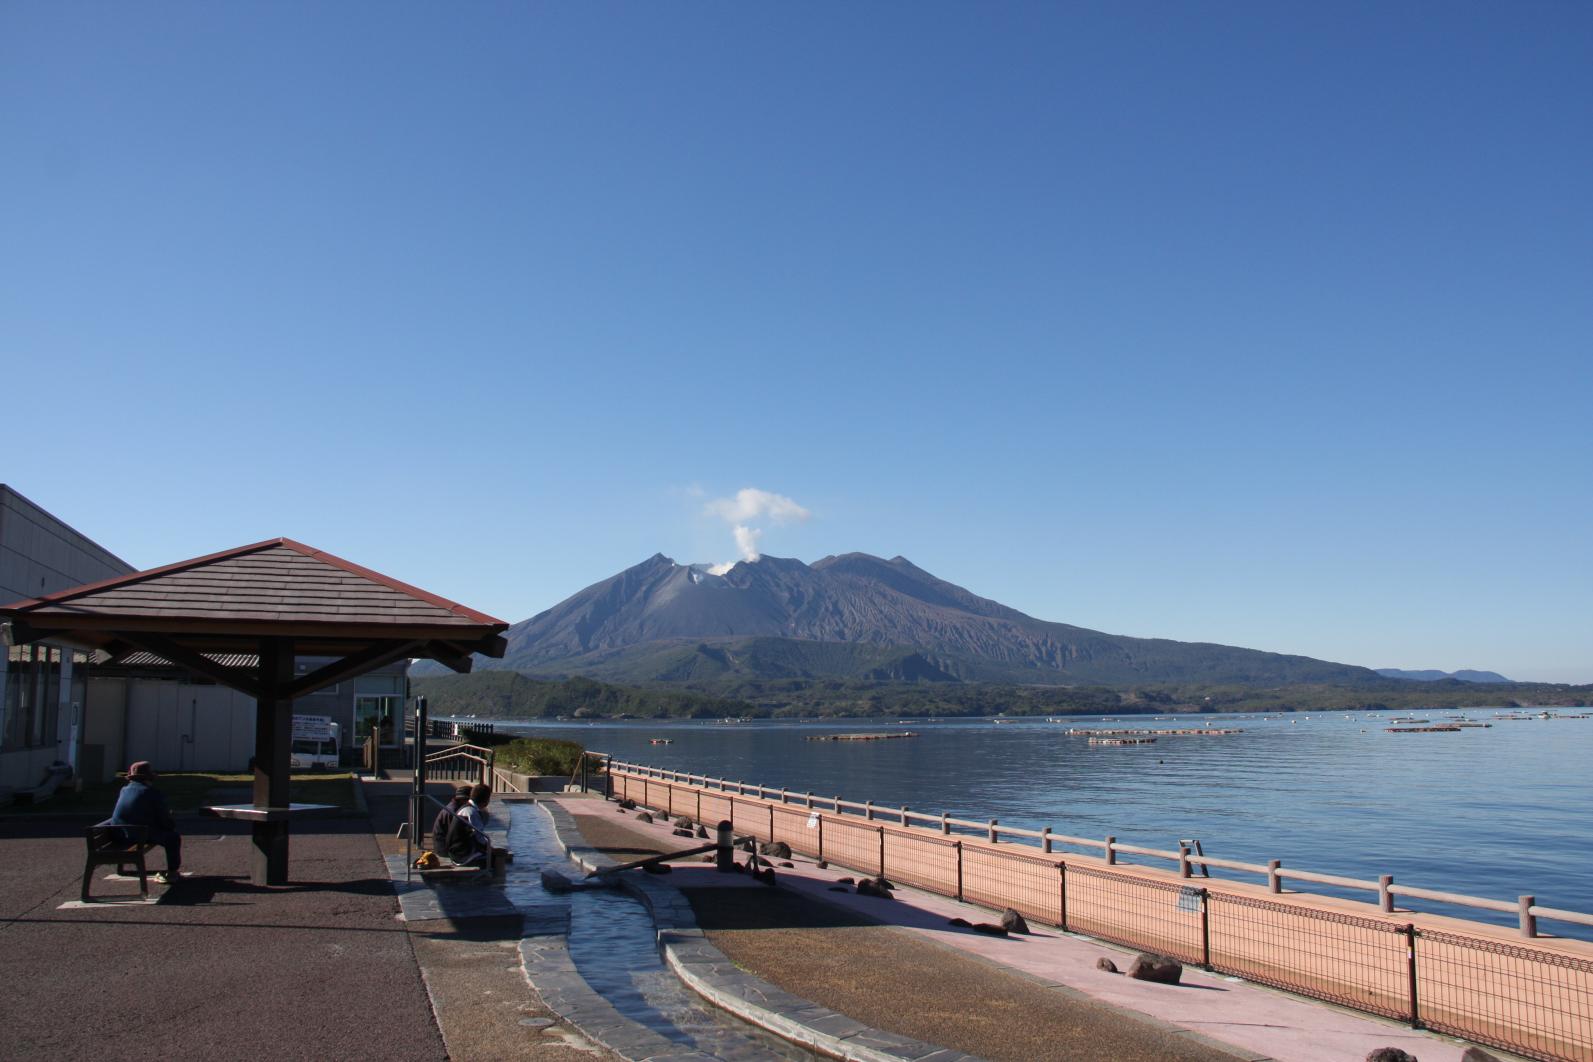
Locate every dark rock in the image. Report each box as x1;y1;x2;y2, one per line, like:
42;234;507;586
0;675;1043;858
635;811;653;823
641;862;671;875
856;878;895;899
1127;953;1183;985
1096;957;1119;974
1000;908;1030;934
779;861;794;868
758;841;792;858
1459;1049;1501;1062
673;828;694;837
674;818;693;829
695;826;708;839
816;861;828;869
876;877;895;890
618;799;636;810
948;917;972;928
1364;1051;1419;1062
972;922;1008;936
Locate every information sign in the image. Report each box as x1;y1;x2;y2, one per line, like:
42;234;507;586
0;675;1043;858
292;714;334;742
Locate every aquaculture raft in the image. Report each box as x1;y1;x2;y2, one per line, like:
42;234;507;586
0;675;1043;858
1386;725;1463;733
1088;736;1158;745
1068;727;1244;737
806;732;918;741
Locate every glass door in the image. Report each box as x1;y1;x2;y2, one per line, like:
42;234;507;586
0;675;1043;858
353;695;401;747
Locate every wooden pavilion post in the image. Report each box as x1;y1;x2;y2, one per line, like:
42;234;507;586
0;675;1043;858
252;636;296;885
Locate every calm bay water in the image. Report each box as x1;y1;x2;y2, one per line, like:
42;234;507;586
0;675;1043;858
485;709;1593;940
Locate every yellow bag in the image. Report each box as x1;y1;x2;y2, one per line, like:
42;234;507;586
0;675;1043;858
414;850;440;869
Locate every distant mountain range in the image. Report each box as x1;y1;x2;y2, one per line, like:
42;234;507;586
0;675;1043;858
1375;668;1512;684
441;552;1396;687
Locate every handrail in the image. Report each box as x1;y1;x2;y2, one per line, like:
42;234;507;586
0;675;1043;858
426;742;494;763
598;754;1593;937
492;767;525;794
425;742;494;786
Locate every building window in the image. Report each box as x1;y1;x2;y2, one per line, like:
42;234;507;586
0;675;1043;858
354;695;402;746
2;644;61;751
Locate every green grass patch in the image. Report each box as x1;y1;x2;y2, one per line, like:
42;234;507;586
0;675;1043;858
2;771;357;817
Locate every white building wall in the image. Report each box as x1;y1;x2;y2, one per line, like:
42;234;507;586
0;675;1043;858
124;681;256;773
0;485;136;791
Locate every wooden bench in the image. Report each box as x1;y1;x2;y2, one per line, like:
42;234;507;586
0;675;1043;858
82;822;156;902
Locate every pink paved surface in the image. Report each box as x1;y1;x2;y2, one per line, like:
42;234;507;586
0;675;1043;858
554;796;1479;1062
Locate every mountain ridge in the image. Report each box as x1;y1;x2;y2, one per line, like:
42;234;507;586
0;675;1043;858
452;552;1388;687
1375;668;1512;684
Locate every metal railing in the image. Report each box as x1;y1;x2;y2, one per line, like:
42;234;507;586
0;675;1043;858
600;757;1593;939
424;743;494;785
603;759;1593;1062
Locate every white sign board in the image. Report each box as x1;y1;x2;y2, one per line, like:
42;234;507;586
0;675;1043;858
292;714;334;742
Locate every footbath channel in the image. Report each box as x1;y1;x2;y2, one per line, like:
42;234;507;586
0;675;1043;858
503;801;817;1061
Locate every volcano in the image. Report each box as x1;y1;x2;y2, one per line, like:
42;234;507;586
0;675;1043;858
453;553;1380;687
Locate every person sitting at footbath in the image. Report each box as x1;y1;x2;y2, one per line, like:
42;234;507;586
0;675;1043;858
110;761;182;884
431;784;472;854
443;783;495;868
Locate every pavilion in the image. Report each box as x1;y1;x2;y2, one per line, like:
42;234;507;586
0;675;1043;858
0;537;508;884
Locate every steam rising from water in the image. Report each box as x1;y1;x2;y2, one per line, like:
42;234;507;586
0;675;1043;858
704;488;809;574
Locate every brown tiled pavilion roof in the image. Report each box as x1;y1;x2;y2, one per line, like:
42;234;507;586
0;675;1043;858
0;538;508;657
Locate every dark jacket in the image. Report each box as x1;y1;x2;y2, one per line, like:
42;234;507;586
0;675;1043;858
432;801;466;853
110;780;176;834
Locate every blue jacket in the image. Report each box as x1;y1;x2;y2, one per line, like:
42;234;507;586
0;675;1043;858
110;780;176;834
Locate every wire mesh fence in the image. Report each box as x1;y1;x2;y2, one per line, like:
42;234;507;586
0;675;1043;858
821;814;884;878
963;845;1062;926
1415;928;1593;1062
1206;891;1411;1020
881;827;960;896
771;804;823;860
608;766;1592;1061
1066;864;1206;965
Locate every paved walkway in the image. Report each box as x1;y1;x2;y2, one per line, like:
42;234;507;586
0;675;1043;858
555;794;1492;1062
1;783;1513;1062
0;811;446;1060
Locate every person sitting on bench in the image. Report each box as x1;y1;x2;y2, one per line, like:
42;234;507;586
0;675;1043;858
110;761;181;884
431;784;472;854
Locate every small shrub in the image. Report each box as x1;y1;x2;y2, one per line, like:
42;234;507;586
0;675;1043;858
495;737;585;777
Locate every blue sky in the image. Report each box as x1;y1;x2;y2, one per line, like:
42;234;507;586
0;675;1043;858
3;3;1589;682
